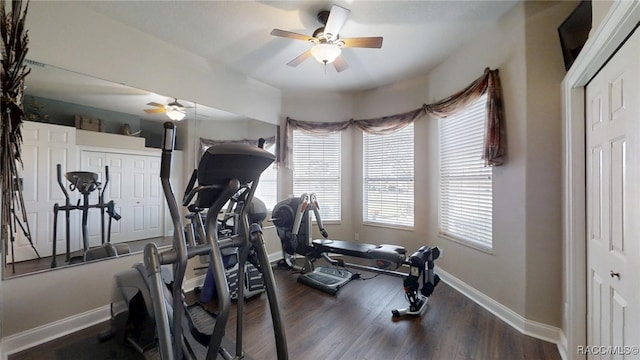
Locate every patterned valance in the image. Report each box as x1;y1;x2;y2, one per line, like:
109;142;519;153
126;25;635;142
282;67;506;168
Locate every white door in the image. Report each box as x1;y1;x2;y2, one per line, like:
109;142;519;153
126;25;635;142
121;153;164;243
13;122;78;262
586;28;640;356
80;150;163;246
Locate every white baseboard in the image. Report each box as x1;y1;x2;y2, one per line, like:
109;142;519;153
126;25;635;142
268;251;283;264
437;267;562;346
0;274;206;360
558;331;568;360
1;306;111;359
184;274;206;292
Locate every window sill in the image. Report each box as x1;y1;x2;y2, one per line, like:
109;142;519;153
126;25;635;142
438;232;493;254
311;220;341;225
363;222;414;231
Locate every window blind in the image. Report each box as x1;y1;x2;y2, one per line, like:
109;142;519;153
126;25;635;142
254;146;278;210
293;131;341;221
363;123;414;227
438;94;493;249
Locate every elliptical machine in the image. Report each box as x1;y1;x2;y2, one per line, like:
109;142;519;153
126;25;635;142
103;122;288;359
51;164;124;267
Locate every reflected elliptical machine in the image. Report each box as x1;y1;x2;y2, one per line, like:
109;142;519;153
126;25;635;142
103;122;288;359
272;193;441;317
51;164;123;267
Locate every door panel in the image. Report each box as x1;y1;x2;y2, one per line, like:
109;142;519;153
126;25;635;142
80;150;164;245
586;28;640;356
10;122;77;263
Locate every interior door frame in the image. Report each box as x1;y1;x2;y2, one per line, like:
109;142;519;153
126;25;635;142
563;2;640;358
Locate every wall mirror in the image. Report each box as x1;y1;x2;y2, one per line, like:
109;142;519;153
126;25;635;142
3;60;277;278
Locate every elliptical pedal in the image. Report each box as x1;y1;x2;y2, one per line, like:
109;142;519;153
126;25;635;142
185;303;216;346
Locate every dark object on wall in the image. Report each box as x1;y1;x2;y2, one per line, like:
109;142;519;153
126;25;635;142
25;96;49;123
558;0;592;71
1;0;37;272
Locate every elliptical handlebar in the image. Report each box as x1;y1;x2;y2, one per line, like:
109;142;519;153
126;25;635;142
161;121;175;180
157;121;188;359
56;164;70;203
101;166;110;199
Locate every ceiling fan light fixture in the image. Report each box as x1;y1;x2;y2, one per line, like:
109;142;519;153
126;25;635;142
166;108;186;121
310;43;341;64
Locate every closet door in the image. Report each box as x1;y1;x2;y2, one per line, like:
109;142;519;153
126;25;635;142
585;28;640;354
80;150;163;246
113;153;163;243
12;122;77;262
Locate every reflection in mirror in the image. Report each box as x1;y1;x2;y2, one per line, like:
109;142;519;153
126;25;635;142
4;60;276;278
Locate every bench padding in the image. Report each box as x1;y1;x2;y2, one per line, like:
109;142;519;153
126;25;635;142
312;239;406;268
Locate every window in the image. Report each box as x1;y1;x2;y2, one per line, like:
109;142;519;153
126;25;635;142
254;145;278;210
438;94;492;250
363;123;414;227
292;131;341;221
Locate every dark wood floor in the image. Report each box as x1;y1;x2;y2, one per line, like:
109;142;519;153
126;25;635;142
9;262;561;360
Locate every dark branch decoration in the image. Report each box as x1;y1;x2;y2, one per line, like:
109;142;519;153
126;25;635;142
1;0;33;264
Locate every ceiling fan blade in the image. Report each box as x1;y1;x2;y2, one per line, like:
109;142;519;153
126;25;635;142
341;37;383;49
287;50;312;67
333;55;349;72
144;108;167;114
146;102;165;108
271;29;314;42
324;4;350;40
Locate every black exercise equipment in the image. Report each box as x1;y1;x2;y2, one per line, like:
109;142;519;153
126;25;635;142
51;163;123;267
103;122;288;359
186;184;266;303
273;193;441;317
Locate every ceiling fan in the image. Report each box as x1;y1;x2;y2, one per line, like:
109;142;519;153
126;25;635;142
270;4;383;72
144;98;189;121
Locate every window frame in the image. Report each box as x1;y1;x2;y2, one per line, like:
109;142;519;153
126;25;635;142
362;123;415;229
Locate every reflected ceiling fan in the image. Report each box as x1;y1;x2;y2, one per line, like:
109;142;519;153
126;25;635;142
144;98;190;121
270;4;383;72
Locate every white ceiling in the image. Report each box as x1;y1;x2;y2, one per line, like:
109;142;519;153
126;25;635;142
24;61;243;121
80;1;521;94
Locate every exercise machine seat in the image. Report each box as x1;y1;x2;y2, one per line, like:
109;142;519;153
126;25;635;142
312;239;406;269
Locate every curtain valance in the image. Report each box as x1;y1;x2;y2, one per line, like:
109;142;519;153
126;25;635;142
282;67;505;168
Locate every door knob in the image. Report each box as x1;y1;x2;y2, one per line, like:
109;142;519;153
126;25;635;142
610;270;620;279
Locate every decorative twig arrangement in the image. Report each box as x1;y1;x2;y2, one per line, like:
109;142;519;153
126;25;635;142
1;0;34;267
